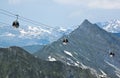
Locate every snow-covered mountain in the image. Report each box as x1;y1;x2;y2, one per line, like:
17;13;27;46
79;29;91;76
35;19;120;78
0;25;74;47
97;19;120;33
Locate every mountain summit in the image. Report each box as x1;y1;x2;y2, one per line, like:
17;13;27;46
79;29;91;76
35;19;120;78
81;19;92;25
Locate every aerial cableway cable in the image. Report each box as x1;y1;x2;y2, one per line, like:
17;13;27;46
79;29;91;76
0;9;66;41
0;9;56;29
12;15;19;28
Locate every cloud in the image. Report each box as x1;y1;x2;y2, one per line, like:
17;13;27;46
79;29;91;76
53;0;83;6
53;0;120;9
88;0;120;9
8;0;21;5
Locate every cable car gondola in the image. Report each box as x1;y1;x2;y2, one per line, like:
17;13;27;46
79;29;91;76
63;38;68;45
109;52;115;57
12;20;19;28
12;15;19;28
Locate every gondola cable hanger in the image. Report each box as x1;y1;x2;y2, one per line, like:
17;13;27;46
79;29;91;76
12;15;19;28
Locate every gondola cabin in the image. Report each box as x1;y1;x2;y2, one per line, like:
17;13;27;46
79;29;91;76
12;20;19;28
109;52;115;57
63;38;68;45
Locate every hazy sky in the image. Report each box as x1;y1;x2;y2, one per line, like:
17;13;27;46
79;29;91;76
0;0;120;28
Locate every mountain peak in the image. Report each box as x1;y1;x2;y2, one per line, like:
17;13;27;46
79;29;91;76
78;19;94;30
81;19;92;25
76;19;99;32
35;19;120;78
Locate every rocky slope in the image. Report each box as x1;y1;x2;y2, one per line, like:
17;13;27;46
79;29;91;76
35;19;120;78
0;46;96;78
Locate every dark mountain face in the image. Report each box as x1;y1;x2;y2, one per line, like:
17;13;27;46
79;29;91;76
35;19;120;78
0;46;96;78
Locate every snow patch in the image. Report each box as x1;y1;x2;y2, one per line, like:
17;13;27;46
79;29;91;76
116;71;120;78
103;19;120;33
59;27;67;32
66;62;71;65
62;42;67;45
74;62;79;67
80;62;88;69
99;69;107;78
64;50;73;57
48;56;56;61
40;28;51;34
28;26;39;31
105;61;119;70
66;58;74;64
76;61;79;64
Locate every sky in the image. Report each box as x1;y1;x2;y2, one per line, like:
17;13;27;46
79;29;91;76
0;0;120;28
